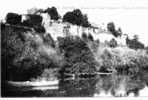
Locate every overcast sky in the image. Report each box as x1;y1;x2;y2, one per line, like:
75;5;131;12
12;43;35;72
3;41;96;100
1;0;148;45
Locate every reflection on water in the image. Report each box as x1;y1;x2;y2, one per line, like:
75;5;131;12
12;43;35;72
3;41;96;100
2;74;148;97
59;78;97;97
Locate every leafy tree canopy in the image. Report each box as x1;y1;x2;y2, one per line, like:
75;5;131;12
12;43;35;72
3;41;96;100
63;9;91;27
45;7;60;20
58;36;96;74
107;22;122;37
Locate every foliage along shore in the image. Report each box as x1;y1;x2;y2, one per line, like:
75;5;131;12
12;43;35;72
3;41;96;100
1;7;148;85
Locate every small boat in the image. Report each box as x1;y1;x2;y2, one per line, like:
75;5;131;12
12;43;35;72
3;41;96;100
7;80;59;87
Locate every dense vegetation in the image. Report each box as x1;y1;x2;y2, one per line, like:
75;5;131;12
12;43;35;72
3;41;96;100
44;7;60;20
107;22;122;37
6;13;22;25
1;7;148;88
63;9;91;27
92;45;148;85
126;35;145;50
1;23;96;81
1;23;63;81
58;36;96;75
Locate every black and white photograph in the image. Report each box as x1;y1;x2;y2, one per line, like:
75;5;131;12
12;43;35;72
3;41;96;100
1;0;148;98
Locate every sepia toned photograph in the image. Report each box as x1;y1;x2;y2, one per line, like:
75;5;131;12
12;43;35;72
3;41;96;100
1;0;148;98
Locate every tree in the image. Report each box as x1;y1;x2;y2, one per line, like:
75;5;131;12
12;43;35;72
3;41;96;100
81;32;88;42
133;35;139;41
58;36;96;75
117;27;122;36
82;14;90;27
22;14;43;27
107;22;115;32
6;13;22;25
22;14;45;33
88;33;94;41
1;24;60;81
126;35;145;49
109;38;118;48
43;33;55;47
63;9;91;27
45;7;60;20
107;22;121;37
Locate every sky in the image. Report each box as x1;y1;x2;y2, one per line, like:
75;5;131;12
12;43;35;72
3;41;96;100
1;0;148;45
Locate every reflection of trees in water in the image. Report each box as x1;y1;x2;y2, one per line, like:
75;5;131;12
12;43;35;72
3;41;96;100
95;74;147;97
59;78;96;97
39;90;62;97
58;71;148;97
95;75;114;95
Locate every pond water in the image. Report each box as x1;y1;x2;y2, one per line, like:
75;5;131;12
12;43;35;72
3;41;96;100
2;74;148;97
